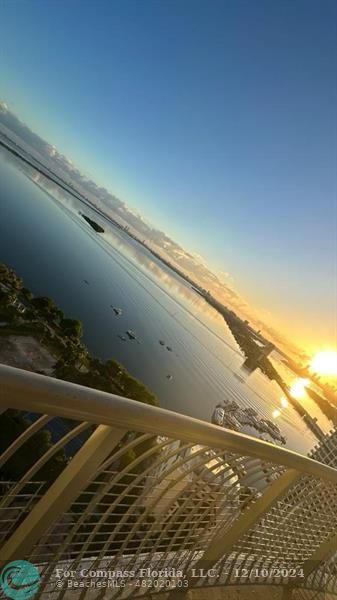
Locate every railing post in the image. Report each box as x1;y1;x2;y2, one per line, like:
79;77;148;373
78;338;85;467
296;531;337;582
281;585;295;599
0;424;127;562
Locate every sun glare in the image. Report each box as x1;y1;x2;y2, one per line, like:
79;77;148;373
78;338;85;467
289;378;309;399
280;396;289;408
310;351;337;376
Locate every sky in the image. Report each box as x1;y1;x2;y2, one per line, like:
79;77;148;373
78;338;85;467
1;0;336;352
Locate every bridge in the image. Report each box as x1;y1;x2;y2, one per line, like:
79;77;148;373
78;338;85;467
0;363;337;599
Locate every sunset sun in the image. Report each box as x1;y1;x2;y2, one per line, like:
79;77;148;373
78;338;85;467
310;351;337;376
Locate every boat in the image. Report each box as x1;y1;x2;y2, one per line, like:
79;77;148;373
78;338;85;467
211;402;287;445
223;413;241;430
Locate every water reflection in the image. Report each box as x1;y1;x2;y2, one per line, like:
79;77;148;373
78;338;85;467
29;161;225;327
0;153;334;455
289;378;310;399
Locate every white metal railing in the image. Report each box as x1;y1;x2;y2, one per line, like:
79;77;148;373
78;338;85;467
0;363;337;599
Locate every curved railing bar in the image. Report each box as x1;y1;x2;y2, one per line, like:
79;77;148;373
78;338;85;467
98;455;275;585
71;440;193;565
116;448;236;573
1;364;337;483
94;455;232;600
0;422;91;512
39;438;195;597
147;457;245;574
181;461;283;575
0;414;52;468
37;433;154;562
92;445;221;570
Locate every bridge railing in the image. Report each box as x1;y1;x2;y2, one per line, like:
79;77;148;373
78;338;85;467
0;363;337;599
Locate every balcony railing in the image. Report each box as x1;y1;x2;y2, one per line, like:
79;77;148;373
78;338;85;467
0;363;337;599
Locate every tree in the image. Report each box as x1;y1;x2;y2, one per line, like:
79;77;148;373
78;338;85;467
31;296;55;311
0;410;68;487
21;287;33;300
60;318;83;338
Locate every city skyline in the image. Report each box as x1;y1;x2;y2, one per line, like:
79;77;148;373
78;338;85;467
1;0;336;356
